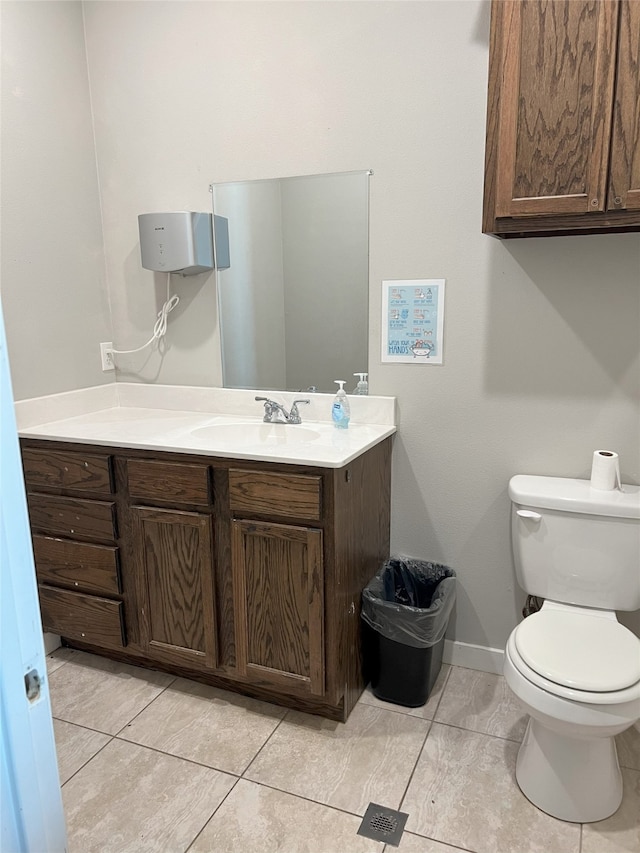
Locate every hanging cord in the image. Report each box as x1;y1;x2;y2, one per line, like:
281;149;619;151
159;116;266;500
111;274;179;356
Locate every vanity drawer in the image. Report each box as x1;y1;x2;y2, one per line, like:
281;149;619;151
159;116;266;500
22;448;113;494
127;459;211;506
39;584;125;648
33;535;120;596
27;494;117;542
229;469;322;521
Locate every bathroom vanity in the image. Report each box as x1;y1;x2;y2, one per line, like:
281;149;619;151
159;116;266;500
18;387;394;721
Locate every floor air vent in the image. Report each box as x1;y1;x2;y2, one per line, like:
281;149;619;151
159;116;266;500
356;802;409;847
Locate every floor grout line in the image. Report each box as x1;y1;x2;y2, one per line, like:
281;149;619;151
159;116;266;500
357;697;440;722
401;829;479;853
111;735;244;777
52;715;112;736
111;676;177;738
428;717;526;744
233;776;380;823
49;655;636;853
183;775;242;853
239;710;290;777
395;720;432;824
52;713;114;738
425;662;453;719
59;735;114;789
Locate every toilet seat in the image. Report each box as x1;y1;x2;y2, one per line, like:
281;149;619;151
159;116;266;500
507;631;640;705
514;609;640;692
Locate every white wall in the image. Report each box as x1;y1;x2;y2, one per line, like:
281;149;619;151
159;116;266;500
0;1;112;400
3;1;639;649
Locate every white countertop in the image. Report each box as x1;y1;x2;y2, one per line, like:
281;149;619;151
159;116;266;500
16;383;396;469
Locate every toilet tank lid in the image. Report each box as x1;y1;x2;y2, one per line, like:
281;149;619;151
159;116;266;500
509;475;640;519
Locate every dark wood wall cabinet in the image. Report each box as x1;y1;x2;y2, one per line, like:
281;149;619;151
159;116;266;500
483;0;640;238
21;438;392;721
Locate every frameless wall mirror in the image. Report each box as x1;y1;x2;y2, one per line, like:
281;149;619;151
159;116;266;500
212;170;370;393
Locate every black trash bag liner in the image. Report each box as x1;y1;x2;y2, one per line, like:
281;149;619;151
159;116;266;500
361;557;456;649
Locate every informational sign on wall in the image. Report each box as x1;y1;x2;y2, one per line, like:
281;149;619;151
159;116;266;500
381;279;446;364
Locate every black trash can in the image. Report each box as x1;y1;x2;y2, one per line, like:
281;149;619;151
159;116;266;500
361;557;456;707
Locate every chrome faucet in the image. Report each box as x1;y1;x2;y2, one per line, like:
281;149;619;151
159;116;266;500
255;396;310;424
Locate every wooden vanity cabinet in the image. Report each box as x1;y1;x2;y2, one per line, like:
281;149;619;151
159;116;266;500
229;469;325;698
231;519;325;697
126;458;218;671
20;437;392;721
483;0;640;237
21;447;126;650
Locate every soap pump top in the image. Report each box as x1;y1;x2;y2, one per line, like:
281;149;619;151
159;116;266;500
353;372;369;395
332;380;350;429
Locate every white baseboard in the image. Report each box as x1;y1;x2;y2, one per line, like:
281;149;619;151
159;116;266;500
43;632;61;656
443;639;504;676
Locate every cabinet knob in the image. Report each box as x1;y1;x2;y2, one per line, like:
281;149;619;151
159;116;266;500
614;196;622;205
590;198;599;207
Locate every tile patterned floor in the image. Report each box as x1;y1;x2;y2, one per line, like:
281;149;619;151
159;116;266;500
47;649;640;853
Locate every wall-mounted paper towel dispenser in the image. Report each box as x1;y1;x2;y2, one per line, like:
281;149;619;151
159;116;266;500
138;211;230;275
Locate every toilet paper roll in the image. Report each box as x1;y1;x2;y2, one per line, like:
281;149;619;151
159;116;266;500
590;450;621;491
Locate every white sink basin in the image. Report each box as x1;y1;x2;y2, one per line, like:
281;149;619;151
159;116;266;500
191;423;322;446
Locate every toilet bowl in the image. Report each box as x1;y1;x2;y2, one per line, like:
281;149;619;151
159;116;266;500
505;474;640;823
504;604;640;822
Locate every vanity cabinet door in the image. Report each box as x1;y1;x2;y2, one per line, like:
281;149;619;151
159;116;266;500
132;506;217;671
232;519;324;697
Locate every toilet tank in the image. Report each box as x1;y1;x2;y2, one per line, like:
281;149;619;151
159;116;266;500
509;475;640;611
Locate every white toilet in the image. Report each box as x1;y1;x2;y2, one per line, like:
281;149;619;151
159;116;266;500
504;474;640;823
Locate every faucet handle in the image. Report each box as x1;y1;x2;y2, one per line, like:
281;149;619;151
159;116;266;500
289;399;310;423
255;395;277;410
255;396;279;422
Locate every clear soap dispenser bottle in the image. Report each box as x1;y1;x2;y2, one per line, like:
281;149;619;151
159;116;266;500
332;380;350;429
353;372;369;395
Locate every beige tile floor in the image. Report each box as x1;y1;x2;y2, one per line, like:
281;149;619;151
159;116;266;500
47;648;640;853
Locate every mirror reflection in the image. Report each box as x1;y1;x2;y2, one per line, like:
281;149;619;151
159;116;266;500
212;170;370;393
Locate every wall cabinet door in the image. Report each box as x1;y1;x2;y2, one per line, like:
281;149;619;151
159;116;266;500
495;0;617;218
132;506;217;670
232;519;324;697
608;0;640;211
483;0;640;236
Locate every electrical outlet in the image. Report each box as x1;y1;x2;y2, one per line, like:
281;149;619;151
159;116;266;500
100;342;115;372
